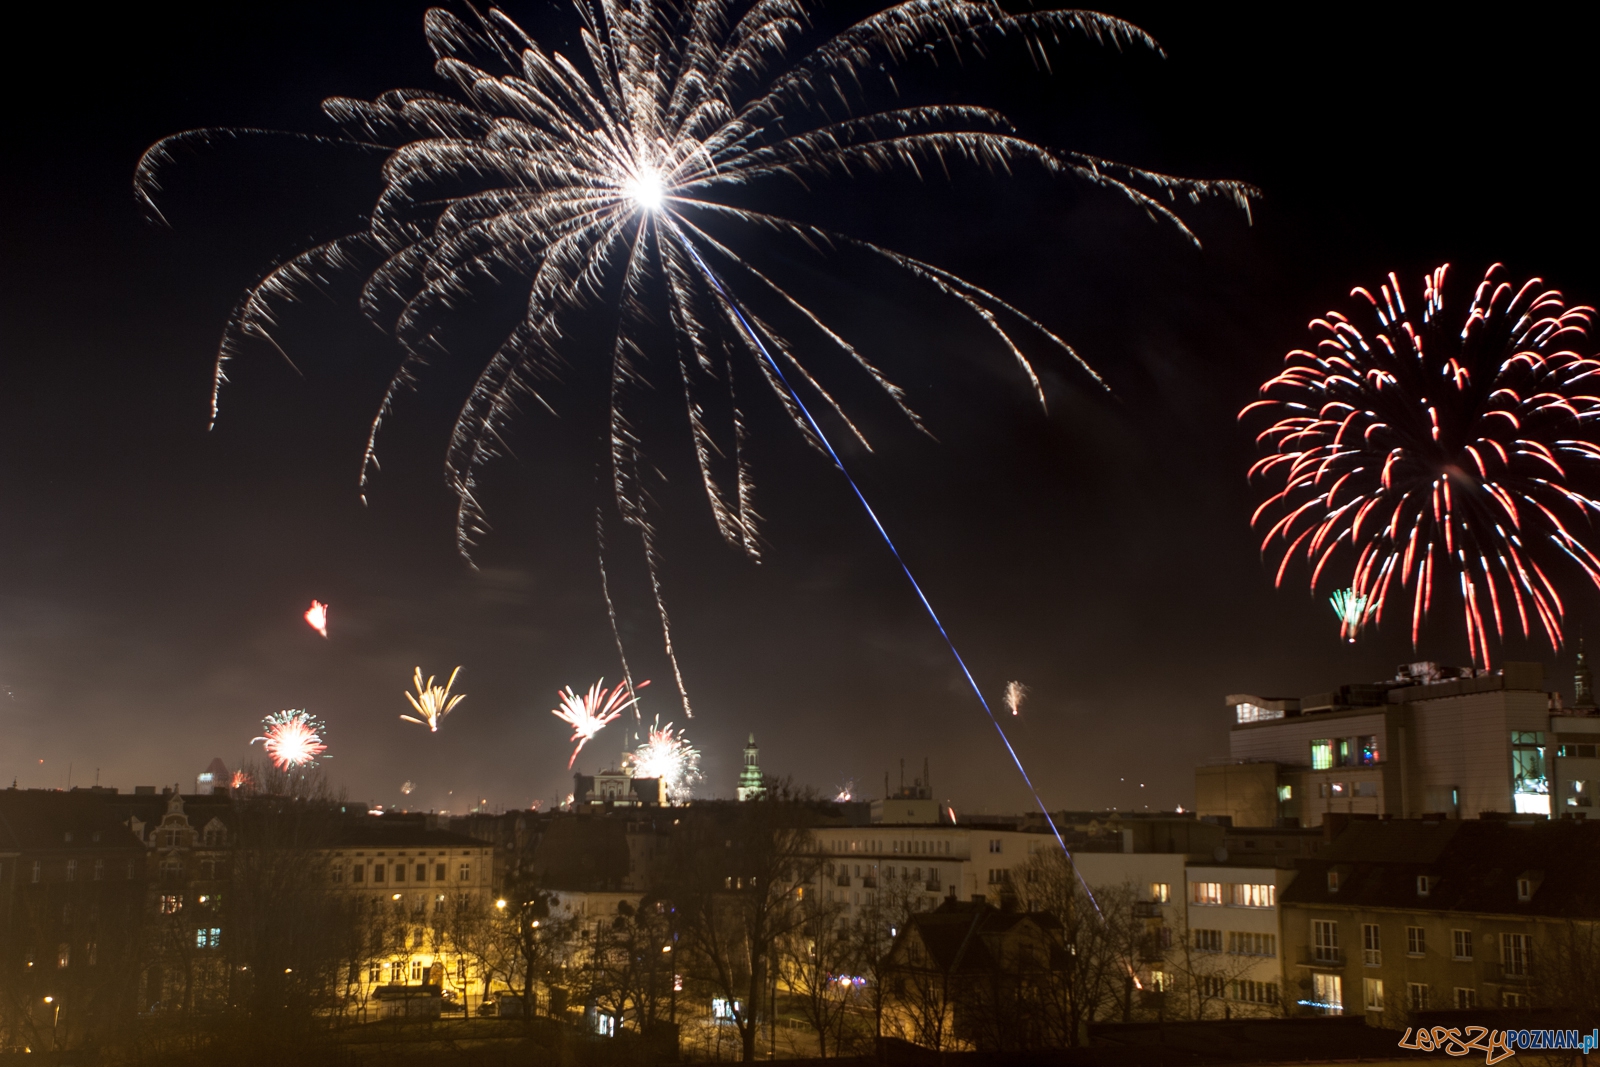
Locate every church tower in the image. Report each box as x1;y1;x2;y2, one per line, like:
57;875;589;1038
737;733;766;801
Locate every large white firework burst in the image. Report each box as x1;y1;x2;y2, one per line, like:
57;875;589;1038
136;2;1250;714
626;717;703;798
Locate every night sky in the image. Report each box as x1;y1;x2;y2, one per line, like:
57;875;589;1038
4;2;1598;814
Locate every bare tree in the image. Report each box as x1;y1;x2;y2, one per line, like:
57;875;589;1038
779;892;856;1057
666;787;826;1063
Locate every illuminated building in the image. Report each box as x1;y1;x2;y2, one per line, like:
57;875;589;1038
1199;661;1600;827
736;734;766;802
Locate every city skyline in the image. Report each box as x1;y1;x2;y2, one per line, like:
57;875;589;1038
4;2;1600;815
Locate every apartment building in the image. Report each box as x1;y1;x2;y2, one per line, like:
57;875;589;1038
1182;860;1294;1015
1199;661;1597;827
1279;816;1600;1019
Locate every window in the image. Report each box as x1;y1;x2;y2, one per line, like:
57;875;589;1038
435;894;446;913
195;927;221;949
1194;929;1222;952
1236;702;1284;724
1407;983;1430;1010
1362;923;1381;966
712;997;741;1023
1278;784;1293;801
1313;920;1340;963
1327;870;1340;893
1191;882;1222;906
57;944;70;969
412;895;426;915
986;868;1010;885
1502;933;1530;977
394;863;406;882
31;861;40;883
368;962;382;984
1148;970;1168;992
1230;883;1275;908
411;959;425;981
1417;875;1432;897
1453;929;1474;960
1311;973;1342;1014
373;864;386;883
1150;882;1170;904
1567;780;1593;807
456;959;467;980
1232;979;1279;1005
1364;977;1384;1012
988;839;1002;854
1311;739;1333;770
1511;731;1550;815
1197;975;1227;998
459;863;471;881
1357;735;1381;765
1516;877;1533;902
1406;926;1425;956
436;863;446;881
87;942;97;966
1355;781;1378;797
1559;743;1598;758
331;865;344;884
1228;932;1276;957
160;895;182;915
1455;987;1478;1009
93;859;103;881
1503;991;1529;1008
352;864;365;883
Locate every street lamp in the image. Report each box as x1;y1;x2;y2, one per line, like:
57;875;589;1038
495;899;507;910
43;996;59;1047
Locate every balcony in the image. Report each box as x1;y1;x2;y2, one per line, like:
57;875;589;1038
835;875;851;887
1362;949;1381;967
1499;962;1531;982
861;877;878;889
1132;902;1164;919
1298;949;1345;969
924;881;942;894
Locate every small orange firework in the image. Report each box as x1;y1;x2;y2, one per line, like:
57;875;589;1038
1004;681;1028;717
304;600;328;638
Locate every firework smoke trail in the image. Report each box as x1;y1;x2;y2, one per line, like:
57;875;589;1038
1329;588;1368;643
626;717;703;798
402;666;466;731
686;243;1104;917
1243;264;1600;666
136;2;1252;721
1004;680;1029;716
251;709;329;770
553;678;648;768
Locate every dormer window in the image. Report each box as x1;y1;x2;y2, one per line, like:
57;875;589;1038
1327;871;1340;893
1516;877;1533;902
1417;876;1432;897
64;832;73;843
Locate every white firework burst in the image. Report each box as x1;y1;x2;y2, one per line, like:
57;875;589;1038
137;2;1251;716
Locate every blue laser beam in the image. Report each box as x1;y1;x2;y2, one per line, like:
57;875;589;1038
683;241;1102;918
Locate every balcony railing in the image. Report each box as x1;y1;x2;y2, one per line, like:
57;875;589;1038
835;875;851;887
861;877;878;889
1362;949;1381;966
1132;902;1164;919
924;881;942;893
1500;962;1531;981
1299;949;1344;968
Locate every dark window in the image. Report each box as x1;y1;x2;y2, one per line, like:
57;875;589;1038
435;863;446;881
352;864;365;884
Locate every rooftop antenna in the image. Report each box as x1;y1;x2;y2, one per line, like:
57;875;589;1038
899;758;905;793
924;757;930;793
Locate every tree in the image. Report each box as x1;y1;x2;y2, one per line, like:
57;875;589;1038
589;897;674;1033
666;787;827;1063
846;877;921;1048
779;892;856;1057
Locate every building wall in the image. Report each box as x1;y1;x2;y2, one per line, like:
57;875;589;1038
1183;864;1292;1015
1280;902;1572;1019
1195;763;1281;828
1410;691;1547;817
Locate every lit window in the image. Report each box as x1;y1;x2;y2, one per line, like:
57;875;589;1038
1150;882;1170;904
195;927;221;949
1230;883;1275;908
1191;882;1222;906
1364;977;1384;1012
1453;929;1474;960
1311;973;1342;1014
1311;740;1333;770
411;959;425;981
1148;970;1168;992
1236;702;1284;724
1511;732;1550;815
1567;780;1593;807
1277;784;1293;802
1358;736;1381;765
459;863;471;881
160;895;182;915
711;997;741;1023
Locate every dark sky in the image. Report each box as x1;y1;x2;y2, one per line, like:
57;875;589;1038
4;2;1598;814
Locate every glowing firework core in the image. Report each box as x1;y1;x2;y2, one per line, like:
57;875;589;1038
1329;588;1369;643
624;167;666;213
627;718;702;798
304;600;328;638
252;709;329;770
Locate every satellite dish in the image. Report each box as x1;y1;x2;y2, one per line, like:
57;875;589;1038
1213;846;1229;863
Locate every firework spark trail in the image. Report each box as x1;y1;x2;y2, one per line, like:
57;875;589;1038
1243;264;1600;666
685;243;1103;917
553;678;649;768
1329;588;1368;643
1004;680;1028;716
137;2;1252;723
251;709;329;770
402;666;466;731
